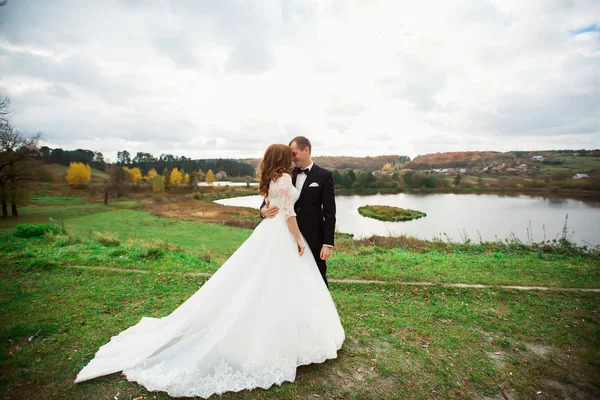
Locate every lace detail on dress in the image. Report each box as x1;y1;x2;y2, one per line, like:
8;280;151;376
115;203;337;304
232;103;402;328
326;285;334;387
124;354;297;398
267;174;297;219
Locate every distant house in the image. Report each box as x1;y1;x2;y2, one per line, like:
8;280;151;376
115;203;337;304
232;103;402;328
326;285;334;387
532;156;545;162
516;164;528;170
216;170;227;180
431;168;442;174
573;173;589;180
506;168;518;173
458;168;467;174
400;168;413;175
490;167;502;175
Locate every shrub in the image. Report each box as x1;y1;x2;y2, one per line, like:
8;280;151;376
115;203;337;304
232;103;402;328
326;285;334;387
15;223;63;238
46;232;80;247
93;231;121;247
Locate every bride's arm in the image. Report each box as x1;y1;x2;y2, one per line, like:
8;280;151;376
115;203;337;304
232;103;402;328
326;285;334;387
276;174;305;256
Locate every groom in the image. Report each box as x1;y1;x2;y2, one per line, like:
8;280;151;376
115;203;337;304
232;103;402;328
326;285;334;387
260;136;336;287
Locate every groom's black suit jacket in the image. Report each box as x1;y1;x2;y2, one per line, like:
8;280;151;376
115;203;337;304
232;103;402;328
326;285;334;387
261;164;336;286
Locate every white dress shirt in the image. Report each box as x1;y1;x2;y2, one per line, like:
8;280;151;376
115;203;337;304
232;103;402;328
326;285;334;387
295;162;313;193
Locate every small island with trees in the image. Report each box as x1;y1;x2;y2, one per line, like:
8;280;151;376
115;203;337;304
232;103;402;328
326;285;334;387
358;205;427;222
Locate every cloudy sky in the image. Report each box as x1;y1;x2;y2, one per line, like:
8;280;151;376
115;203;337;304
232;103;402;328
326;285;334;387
0;0;599;160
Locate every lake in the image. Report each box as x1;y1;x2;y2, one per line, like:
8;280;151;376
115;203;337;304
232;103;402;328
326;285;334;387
215;193;600;246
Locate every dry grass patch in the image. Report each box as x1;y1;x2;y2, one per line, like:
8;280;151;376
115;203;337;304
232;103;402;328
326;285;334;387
147;198;261;229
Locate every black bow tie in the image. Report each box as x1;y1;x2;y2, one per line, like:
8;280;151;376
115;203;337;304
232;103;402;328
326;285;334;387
299;168;310;175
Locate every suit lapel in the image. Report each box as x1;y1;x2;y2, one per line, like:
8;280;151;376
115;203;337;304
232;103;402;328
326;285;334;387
292;167;299;187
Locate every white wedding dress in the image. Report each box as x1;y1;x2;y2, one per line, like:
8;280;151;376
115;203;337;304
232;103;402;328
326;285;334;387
74;173;345;398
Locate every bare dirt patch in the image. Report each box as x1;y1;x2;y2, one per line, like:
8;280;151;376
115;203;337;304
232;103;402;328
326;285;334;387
146;198;261;229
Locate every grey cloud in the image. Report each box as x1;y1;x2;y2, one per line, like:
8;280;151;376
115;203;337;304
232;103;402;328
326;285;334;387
151;33;201;68
225;40;277;75
46;84;71;98
0;47;145;104
327;120;352;134
0;0;84;48
376;50;447;110
167;0;313;75
325;100;365;117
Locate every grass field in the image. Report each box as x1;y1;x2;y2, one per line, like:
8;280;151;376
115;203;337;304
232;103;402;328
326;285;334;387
0;196;599;399
545;156;600;173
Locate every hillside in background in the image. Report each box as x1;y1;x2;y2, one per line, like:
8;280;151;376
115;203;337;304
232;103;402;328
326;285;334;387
244;150;600;175
243;155;409;171
404;150;600;172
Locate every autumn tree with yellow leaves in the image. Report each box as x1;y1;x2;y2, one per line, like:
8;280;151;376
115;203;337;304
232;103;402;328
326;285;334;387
123;166;142;187
66;162;91;187
152;175;164;192
170;167;183;186
205;169;215;184
145;168;158;182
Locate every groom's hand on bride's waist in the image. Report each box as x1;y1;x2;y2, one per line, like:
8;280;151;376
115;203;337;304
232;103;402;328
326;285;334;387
260;200;279;219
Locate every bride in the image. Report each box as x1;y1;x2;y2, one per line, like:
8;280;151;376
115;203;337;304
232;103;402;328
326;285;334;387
74;144;345;398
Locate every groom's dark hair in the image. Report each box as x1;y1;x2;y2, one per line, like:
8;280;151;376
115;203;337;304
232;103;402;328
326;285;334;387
289;136;312;154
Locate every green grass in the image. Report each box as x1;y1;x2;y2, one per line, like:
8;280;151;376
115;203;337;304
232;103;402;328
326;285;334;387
328;246;600;288
0;201;251;257
0;196;599;398
544;156;600;173
31;195;86;204
65;209;252;257
0;259;598;399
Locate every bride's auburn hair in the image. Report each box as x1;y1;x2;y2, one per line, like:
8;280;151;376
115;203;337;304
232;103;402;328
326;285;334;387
257;144;293;197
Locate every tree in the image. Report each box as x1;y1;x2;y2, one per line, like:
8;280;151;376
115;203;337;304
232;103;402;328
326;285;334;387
347;169;356;184
170;167;183;186
116;150;131;165
206;169;215;184
123;166;142;187
453;174;462;186
0;94;12;125
145;168;158;182
152;175;164;192
382;162;392;172
355;172;377;188
332;170;342;185
340;171;353;188
66;162;92;186
0;123;42;217
162;167;170;187
403;171;415;185
183;173;190;186
103;164;126;204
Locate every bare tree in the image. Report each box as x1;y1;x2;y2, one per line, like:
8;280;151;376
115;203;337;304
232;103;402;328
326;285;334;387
0;122;42;217
0;95;11;125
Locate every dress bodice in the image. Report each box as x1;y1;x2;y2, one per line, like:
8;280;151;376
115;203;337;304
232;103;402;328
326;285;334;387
266;174;299;219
